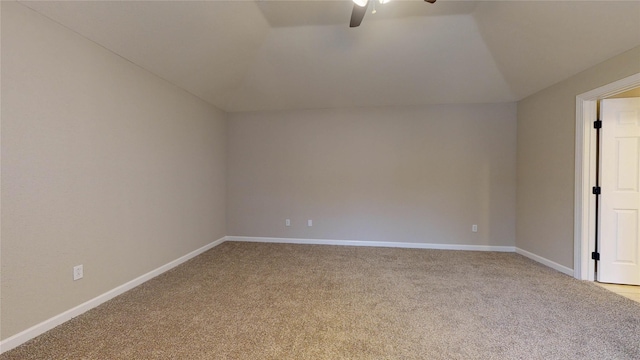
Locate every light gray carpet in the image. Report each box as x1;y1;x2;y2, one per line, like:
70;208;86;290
2;242;639;359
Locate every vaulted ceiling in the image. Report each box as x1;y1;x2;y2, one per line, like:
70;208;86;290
19;1;640;112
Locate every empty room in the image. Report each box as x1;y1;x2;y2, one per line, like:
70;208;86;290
1;0;640;358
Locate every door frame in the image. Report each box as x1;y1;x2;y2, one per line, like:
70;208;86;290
574;73;640;281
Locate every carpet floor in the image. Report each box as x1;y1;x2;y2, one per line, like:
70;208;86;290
2;241;639;359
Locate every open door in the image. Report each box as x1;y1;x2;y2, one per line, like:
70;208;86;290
598;98;640;285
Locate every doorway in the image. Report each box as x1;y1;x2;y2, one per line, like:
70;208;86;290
575;73;640;282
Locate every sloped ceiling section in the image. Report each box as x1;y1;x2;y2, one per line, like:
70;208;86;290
20;1;640;113
474;1;640;100
18;1;271;110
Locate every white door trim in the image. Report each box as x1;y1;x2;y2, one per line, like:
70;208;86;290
574;73;640;281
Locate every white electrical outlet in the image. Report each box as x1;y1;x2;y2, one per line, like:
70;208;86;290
308;219;313;227
472;224;478;233
285;219;291;227
73;265;83;281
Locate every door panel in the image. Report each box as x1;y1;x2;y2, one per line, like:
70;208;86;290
598;97;640;285
613;210;637;264
615;138;638;191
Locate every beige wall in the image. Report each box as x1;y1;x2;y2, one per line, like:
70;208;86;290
228;104;517;246
1;2;227;339
516;46;640;269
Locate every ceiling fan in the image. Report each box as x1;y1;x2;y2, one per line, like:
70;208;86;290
350;0;436;28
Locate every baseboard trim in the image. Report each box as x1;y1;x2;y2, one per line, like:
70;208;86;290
226;236;516;252
0;236;226;354
515;247;574;277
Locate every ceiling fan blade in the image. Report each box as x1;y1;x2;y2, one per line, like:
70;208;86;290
349;2;368;28
424;0;436;3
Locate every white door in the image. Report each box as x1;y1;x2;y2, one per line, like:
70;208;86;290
598;97;640;285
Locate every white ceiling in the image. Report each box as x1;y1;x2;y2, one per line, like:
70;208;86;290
19;1;640;112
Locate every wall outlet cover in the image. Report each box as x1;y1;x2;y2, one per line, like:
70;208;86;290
73;265;84;281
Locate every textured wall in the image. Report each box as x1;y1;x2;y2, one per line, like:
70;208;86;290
516;46;640;269
1;2;227;339
228;104;517;246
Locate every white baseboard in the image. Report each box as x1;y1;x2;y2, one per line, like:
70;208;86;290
0;236;226;354
516;247;574;277
226;236;516;252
